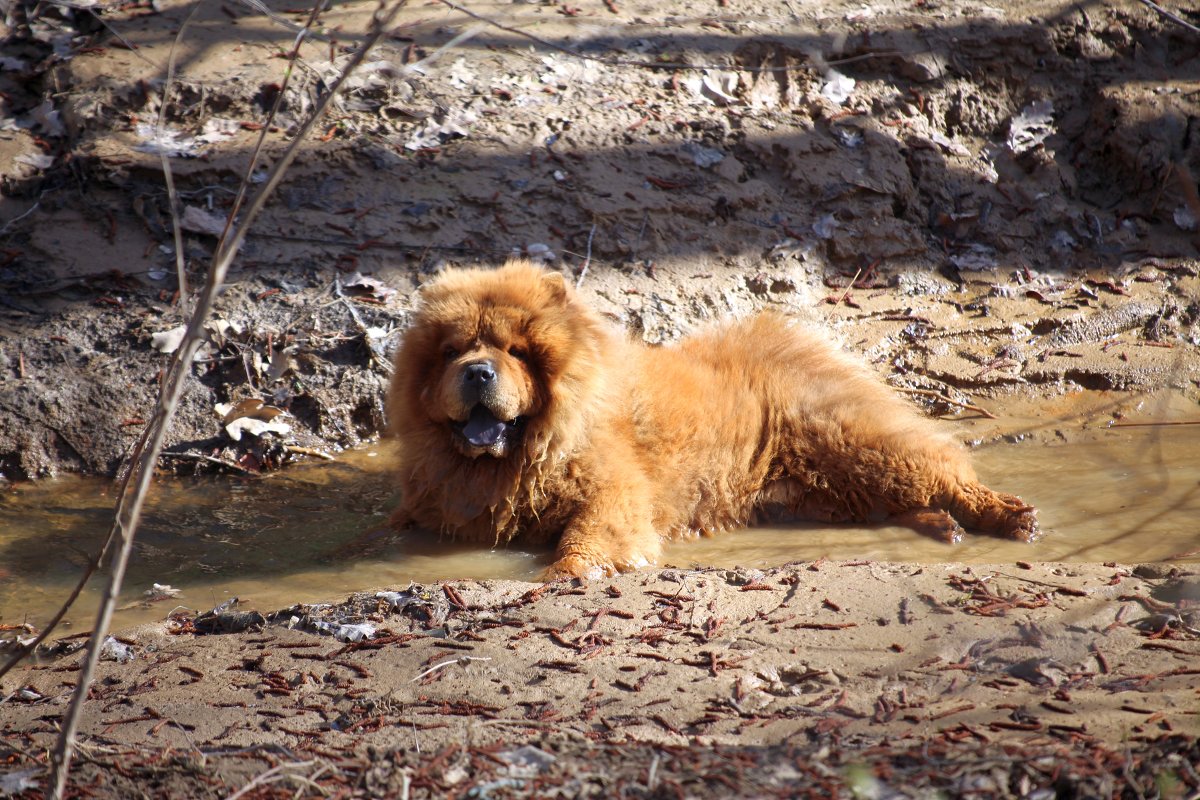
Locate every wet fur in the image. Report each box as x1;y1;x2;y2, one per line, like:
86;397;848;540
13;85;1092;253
387;261;1039;578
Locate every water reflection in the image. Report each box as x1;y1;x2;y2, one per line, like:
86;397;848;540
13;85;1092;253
1;393;1197;634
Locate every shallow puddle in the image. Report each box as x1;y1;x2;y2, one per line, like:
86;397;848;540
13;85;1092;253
1;393;1197;634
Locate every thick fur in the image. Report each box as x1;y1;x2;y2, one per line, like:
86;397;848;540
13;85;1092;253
387;261;1039;578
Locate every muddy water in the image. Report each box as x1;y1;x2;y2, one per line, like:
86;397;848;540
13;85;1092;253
2;394;1198;635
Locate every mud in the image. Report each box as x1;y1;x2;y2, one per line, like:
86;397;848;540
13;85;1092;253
3;0;1200;480
3;0;1200;795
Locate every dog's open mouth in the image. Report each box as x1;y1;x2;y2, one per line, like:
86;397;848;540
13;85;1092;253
454;405;523;450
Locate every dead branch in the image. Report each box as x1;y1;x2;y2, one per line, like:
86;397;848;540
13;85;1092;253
896;387;997;420
1135;0;1200;35
157;5;199;310
46;1;410;796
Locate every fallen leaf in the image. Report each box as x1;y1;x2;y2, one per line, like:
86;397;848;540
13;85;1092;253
700;69;739;105
1007;100;1054;155
216;398;285;425
343;271;397;300
821;70;855;105
180;205;229;237
151;325;187;354
267;348;296;382
223;416;291;442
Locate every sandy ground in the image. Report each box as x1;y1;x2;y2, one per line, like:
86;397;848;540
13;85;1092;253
4;0;1200;795
4;562;1200;797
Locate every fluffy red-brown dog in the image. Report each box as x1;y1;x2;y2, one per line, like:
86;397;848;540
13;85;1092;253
387;261;1039;578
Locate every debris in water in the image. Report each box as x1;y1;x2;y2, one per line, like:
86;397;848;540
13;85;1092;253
144;583;182;601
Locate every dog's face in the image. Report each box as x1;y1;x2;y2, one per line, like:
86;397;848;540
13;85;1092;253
392;263;592;460
432;308;540;458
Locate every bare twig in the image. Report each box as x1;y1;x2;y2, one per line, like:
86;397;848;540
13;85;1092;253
1134;0;1200;35
39;0;163;68
2;0;335;692
159;451;255;473
225;760;321;800
47;2;409;797
895;387;997;420
575;223;597;288
410;656;492;682
284;445;336;460
834;267;862;307
1109;419;1200;428
158;5;200;310
0;200;41;237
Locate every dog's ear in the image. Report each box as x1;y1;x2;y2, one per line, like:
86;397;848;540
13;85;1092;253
542;270;569;305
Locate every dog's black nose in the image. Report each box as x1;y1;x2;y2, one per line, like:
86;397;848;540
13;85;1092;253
463;362;496;386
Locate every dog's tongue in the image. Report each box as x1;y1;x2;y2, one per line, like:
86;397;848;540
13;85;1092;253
462;406;506;447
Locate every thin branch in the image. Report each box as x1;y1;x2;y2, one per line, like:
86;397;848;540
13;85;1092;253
0;199;41;237
833;267;862;307
410;656;492;682
1109;419;1200;428
158;5;200;311
159;451;256;473
225;760;321;800
895;387;997;420
1135;0;1200;35
283;445;336;461
38;0;163;69
575;223;597;288
47;2;409;796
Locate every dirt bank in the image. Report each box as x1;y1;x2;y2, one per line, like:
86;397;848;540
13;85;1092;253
2;0;1200;480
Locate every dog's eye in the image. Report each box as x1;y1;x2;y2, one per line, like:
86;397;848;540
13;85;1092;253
507;345;528;361
443;346;460;362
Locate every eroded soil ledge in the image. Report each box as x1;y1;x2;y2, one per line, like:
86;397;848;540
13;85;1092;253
3;0;1200;480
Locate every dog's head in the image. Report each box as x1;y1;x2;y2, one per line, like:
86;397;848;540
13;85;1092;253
390;261;602;460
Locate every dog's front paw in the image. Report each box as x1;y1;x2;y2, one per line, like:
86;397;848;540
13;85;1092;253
987;493;1040;542
1004;506;1041;542
542;553;615;582
892;507;965;544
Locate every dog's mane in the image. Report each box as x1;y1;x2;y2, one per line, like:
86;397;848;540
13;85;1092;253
389;262;614;543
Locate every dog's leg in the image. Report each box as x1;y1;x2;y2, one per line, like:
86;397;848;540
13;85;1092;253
545;519;662;579
776;433;1039;543
946;482;1041;542
543;489;661;580
890;507;965;543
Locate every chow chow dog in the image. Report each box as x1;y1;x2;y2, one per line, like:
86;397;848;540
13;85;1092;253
386;261;1039;578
